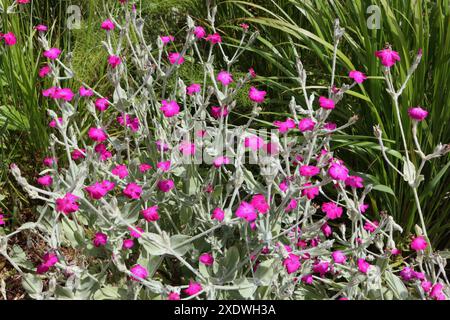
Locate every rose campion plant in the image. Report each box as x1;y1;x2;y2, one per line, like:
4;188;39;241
1;4;448;301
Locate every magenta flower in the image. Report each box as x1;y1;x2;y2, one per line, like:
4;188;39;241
217;71;233;86
17;0;31;4
244;135;264;151
332;251;347;264
35;25;48;32
375;48;401;67
194;26;206;39
302;183;319;200
211;208;225;222
112;164;129;179
359;203;369;213
141;205;159;222
301;274;313;285
299;165;320;177
205;33;222;44
264;141;280;155
430;283;446;300
328;162;349;181
284;199;298;213
410;236;427;251
349;70;367;84
186;83;201;95
85;181;115;200
139;163;152;173
56;193;80;214
101;19;115;31
408;107;428;121
37;175;53;187
122;239;134;250
117;114;140;132
345;176;364;188
88;127;108;142
168;292;181;300
54;88;75;102
210;105;229;119
248;86;267;103
274;118;296;133
157;161;171;172
279;180;289;193
43;48;61;60
3;32;17;46
213;156;230;168
235;201;257;222
95;98;110;112
156;141;170;152
319;96;335;110
42;86;58;98
160;100;180;118
363;220;379;233
199;253;214;266
79;86;94;97
71;149;86;160
95;144;112;161
43;156;57;167
399;267;414;281
160;35;174;44
324;122;337;131
168;52;184;65
130;264;148;281
123;183;142;199
108;55;122;68
0;214;5;226
250;194;270;214
322;202;343;220
184;281;203;296
179;141;196;156
421;281;432;293
38;65;51;78
283;253;301;274
249;67;256;78
298;118;316;132
313;261;330;277
93;232;108;247
36;252;59;274
157;179;175;193
321;223;332;237
49;117;63;128
128;226;144;239
357;258;371;274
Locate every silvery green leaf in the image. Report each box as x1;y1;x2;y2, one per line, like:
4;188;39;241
170;234;193;256
93;286;124;300
219;246;240;282
413;174;425;188
113;84;128;105
254;259;274;286
384;270;409;300
10;245;34;269
235;278;257;299
61;218;84;247
139;233;167;256
402;158;417;185
22;274;43;296
16;222;36;232
54;286;75;299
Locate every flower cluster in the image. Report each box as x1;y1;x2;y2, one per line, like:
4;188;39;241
1;3;448;301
